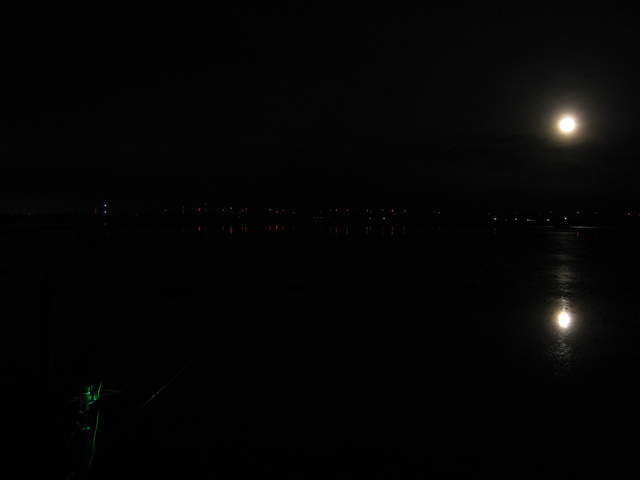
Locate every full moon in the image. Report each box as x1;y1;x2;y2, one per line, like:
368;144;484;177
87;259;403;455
558;115;577;134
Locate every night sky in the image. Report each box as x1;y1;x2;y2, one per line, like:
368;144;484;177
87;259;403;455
2;4;639;209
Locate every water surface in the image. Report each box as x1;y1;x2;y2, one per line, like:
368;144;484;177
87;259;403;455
5;224;639;476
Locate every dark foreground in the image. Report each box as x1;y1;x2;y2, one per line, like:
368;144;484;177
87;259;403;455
4;223;640;477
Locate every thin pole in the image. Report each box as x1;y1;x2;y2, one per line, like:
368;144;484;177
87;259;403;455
40;272;50;394
141;366;188;409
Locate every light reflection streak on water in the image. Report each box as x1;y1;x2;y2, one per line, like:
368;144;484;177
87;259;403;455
551;241;577;375
551;293;574;376
557;310;571;330
553;333;572;376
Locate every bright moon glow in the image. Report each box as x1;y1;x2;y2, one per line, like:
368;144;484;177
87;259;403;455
557;311;572;329
558;116;577;134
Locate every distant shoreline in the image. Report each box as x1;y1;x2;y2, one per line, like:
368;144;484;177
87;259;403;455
1;213;639;232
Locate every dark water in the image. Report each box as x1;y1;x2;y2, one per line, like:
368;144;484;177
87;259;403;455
5;224;640;477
